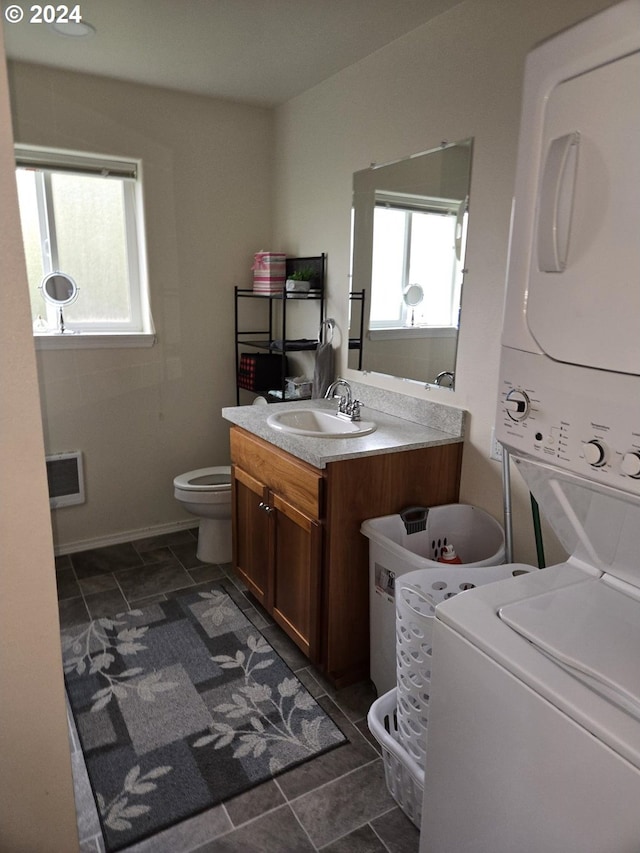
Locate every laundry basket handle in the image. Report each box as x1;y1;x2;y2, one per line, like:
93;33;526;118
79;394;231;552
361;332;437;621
397;583;437;617
400;506;430;535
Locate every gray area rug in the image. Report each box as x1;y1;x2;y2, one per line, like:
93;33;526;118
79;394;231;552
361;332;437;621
62;583;347;852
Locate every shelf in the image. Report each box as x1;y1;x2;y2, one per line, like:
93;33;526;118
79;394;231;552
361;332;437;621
237;288;324;302
349;289;366;371
266;391;313;402
235;254;326;404
237;338;319;352
236;288;323;300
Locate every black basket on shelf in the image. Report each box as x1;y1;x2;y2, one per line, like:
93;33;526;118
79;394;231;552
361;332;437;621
237;353;288;393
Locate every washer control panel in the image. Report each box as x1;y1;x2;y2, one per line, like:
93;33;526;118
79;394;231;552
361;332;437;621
496;351;640;498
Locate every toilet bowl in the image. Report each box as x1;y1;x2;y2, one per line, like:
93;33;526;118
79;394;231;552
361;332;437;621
173;466;232;564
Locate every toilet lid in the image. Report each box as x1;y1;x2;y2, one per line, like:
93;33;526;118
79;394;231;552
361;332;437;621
174;467;231;491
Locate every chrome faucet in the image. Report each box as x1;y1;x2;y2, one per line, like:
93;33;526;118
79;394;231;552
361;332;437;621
434;371;455;388
324;378;362;421
324;378;352;411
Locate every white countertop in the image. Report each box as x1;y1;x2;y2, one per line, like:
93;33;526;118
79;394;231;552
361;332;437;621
222;398;464;469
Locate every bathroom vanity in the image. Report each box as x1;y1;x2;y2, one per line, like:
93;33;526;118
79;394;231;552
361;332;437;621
223;387;465;687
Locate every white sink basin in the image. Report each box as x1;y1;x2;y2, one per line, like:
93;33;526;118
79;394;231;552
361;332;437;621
266;408;376;438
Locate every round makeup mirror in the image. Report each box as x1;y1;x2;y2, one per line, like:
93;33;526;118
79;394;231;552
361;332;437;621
403;283;424;326
41;272;78;305
39;272;79;333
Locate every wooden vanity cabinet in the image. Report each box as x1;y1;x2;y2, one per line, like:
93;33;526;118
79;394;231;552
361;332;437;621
233;465;271;603
231;428;323;661
269;493;322;661
230;425;462;687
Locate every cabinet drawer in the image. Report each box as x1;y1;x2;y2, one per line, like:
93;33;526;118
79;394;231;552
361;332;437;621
230;427;322;519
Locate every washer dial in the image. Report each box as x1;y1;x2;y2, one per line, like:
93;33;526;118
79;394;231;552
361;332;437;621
505;389;531;421
583;440;608;468
621;451;640;479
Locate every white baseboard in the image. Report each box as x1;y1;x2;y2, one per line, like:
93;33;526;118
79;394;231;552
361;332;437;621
54;519;199;556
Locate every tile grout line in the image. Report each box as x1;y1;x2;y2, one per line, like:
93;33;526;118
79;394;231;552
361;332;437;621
369;803;405;852
317;814;391;852
67;554;93;622
208;796;320;850
271;754;384;813
289;796;322;852
172;801;237;853
281;756;391;851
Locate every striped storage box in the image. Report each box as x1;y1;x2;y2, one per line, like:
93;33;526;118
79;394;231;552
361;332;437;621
252;252;286;294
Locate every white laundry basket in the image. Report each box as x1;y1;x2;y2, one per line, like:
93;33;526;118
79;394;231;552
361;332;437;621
367;687;424;828
368;563;532;826
394;564;531;768
361;505;506;697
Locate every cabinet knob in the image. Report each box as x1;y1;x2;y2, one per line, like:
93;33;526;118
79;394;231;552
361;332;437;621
258;501;274;513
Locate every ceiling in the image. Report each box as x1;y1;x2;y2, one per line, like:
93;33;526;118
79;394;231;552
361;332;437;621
1;0;463;106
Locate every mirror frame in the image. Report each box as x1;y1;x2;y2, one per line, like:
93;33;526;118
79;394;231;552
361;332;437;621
39;271;79;306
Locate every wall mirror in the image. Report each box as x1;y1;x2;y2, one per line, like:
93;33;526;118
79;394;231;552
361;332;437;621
348;138;473;389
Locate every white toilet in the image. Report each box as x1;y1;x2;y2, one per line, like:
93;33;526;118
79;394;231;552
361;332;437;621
173;466;232;564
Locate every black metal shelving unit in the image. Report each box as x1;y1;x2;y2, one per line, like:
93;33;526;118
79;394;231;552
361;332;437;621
348;289;366;371
235;254;326;404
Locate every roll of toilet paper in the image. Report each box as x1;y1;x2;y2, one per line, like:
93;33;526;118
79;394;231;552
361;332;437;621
252;395;268;406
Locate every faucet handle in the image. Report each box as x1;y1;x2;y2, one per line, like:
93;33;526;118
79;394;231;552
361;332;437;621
350;399;362;421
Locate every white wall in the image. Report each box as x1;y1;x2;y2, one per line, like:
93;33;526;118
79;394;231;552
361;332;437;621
0;31;78;852
8;61;274;551
273;0;616;566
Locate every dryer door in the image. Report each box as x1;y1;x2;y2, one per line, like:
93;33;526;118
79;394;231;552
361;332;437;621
526;50;640;376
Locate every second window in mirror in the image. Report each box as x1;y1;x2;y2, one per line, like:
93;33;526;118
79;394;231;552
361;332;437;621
369;191;467;335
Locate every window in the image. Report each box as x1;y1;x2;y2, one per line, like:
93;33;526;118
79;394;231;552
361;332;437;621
15;146;154;347
369;192;466;334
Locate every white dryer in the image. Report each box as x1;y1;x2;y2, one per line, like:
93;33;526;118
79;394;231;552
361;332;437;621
420;2;640;851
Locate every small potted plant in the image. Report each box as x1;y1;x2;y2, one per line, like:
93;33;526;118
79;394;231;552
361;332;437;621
285;267;315;296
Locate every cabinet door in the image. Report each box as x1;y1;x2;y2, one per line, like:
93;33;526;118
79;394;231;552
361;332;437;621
232;465;271;605
270;491;322;663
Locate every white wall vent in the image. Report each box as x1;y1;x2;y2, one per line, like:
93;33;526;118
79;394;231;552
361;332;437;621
45;451;85;508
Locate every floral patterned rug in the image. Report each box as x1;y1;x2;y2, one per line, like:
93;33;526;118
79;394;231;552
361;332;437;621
62;583;347;852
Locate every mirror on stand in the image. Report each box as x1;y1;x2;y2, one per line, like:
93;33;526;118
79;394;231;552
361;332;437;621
39;271;79;334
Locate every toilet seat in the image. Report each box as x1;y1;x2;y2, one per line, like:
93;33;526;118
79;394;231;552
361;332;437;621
173;466;231;492
173;466;232;563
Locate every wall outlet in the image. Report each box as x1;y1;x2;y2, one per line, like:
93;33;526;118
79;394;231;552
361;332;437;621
490;428;504;462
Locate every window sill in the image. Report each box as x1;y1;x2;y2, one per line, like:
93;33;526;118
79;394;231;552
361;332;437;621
34;332;156;350
368;326;457;341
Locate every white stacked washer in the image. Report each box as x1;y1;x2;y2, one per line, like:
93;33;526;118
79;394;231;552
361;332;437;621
420;2;640;851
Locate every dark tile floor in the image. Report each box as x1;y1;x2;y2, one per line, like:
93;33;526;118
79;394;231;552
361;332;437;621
56;528;420;853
